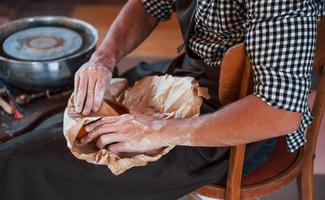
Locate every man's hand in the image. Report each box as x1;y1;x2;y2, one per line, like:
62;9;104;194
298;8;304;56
80;113;167;154
74;61;113;115
72;0;159;116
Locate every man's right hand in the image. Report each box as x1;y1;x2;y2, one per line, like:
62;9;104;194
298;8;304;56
72;0;160;115
74;61;113;115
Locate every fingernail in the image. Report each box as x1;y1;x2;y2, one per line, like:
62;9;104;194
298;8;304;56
85;126;90;132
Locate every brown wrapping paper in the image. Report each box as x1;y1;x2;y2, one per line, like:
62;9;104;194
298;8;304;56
63;75;208;175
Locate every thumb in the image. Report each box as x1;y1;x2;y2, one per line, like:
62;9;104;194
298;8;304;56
109;142;130;154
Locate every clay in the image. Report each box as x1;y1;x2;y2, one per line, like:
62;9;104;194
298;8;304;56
151;120;167;131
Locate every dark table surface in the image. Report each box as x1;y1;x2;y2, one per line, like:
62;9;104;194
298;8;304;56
0;93;70;143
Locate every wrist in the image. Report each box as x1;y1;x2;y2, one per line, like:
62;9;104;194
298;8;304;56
90;52;118;71
157;119;193;147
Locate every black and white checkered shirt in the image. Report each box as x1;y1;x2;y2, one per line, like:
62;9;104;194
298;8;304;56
142;0;325;152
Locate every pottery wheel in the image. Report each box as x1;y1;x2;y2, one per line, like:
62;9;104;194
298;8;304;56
3;26;83;61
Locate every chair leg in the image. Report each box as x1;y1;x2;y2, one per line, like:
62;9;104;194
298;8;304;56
297;163;315;200
297;175;302;200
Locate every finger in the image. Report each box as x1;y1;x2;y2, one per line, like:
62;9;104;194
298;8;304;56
75;74;88;113
81;124;119;143
108;142;130;154
96;134;124;149
85;116;121;132
92;78;106;112
82;78;96;115
66;107;83;119
73;73;80;106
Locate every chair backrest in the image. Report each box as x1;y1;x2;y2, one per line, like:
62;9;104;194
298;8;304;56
304;16;325;169
218;43;249;105
218;16;325;200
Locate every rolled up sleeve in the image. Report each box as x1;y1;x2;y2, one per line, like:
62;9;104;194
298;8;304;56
245;0;323;152
142;0;176;21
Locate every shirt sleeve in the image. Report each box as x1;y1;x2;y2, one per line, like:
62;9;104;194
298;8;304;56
141;0;176;21
245;0;323;151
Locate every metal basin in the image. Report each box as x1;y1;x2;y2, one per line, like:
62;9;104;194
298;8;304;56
0;16;98;91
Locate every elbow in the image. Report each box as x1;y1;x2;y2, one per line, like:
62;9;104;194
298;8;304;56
276;111;302;136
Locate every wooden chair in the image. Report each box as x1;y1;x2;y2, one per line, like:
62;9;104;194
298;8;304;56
194;17;325;200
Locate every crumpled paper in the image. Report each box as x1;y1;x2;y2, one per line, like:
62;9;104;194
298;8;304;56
63;75;209;175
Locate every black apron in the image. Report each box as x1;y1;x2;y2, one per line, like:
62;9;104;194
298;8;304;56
0;1;275;200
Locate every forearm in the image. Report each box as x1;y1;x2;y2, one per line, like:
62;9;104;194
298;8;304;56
91;0;159;69
161;95;302;147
